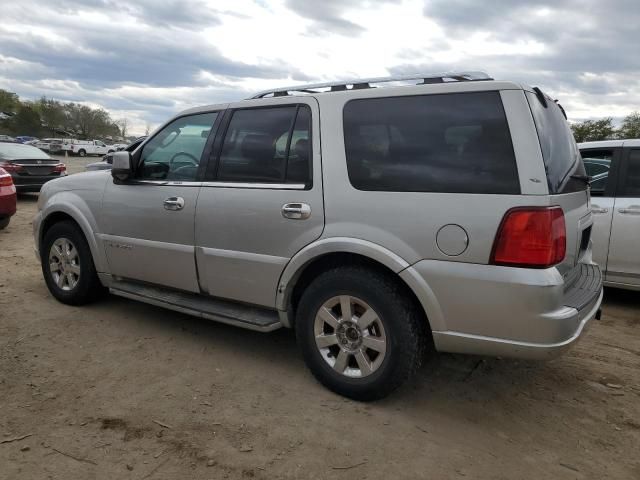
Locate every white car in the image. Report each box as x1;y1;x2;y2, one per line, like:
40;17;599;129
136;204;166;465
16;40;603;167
67;140;115;157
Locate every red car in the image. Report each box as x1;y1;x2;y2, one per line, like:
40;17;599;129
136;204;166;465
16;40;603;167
0;167;17;229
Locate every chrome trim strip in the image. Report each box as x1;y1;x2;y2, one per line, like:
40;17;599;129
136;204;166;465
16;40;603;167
201;181;306;190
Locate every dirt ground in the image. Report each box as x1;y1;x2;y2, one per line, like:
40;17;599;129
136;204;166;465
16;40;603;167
1;156;639;479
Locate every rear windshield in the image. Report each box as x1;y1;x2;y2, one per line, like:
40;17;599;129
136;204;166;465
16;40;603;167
525;91;586;194
343;91;520;194
0;143;50;160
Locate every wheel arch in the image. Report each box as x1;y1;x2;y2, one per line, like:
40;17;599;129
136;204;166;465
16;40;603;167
38;194;107;273
276;238;444;332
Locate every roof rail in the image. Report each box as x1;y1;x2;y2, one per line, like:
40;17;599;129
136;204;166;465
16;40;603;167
249;71;493;99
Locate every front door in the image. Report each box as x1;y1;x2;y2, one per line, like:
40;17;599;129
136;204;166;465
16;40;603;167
194;98;324;307
607;148;640;286
101;111;221;292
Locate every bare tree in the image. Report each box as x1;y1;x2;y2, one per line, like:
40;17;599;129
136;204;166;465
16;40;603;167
117;118;129;139
145;123;150;136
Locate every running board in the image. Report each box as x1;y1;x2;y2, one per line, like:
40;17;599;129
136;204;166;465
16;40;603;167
109;281;282;332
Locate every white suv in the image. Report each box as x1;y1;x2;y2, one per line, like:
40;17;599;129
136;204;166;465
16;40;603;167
34;72;602;399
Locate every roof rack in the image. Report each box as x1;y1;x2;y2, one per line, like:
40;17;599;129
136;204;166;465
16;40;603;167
250;71;493;99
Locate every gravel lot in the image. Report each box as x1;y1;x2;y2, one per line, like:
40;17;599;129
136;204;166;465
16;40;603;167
1;156;639;479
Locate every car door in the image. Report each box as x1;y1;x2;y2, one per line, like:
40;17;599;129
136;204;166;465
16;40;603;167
194;98;324;307
606;147;640;286
100;110;222;292
580;147;622;273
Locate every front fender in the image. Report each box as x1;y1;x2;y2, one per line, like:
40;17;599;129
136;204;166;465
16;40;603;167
36;191;108;274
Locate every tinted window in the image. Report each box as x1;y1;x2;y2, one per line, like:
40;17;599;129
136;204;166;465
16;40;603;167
0;143;51;160
138;112;217;181
580;149;613;195
526;92;586;193
217;106;311;184
622;149;640;197
343;91;519;194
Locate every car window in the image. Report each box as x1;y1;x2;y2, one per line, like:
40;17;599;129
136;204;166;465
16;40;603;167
580;149;614;196
526;91;586;194
216;105;311;185
343;91;519;194
622;149;640;197
137;112;218;181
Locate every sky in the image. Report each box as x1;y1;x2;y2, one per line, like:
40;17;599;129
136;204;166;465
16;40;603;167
0;0;638;135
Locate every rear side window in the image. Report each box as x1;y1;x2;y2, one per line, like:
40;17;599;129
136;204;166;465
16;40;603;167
343;91;519;194
621;149;640;197
217;105;311;185
580;149;614;195
525;92;586;194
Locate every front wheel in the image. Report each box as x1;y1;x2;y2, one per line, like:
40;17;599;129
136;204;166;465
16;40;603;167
296;266;427;401
41;221;104;305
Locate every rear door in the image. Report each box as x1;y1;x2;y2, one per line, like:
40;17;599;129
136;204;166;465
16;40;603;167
194;97;323;308
579;147;623;273
606;147;640;286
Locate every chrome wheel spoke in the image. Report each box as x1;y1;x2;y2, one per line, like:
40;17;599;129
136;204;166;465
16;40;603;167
357;308;378;330
339;296;353;321
49;237;80;291
316;333;338;349
50;261;60;273
355;349;373;376
317;306;339;329
56;273;65;288
362;335;386;354
333;350;349;373
68;263;81;275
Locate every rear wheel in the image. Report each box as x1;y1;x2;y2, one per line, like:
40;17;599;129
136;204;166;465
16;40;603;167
41;221;104;305
78;149;86;157
296;266;427;401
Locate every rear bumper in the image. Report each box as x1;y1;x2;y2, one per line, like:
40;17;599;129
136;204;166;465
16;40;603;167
0;185;17;218
405;260;603;360
13;176;59;191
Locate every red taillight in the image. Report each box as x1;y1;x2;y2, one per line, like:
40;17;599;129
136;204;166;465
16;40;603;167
0;162;23;173
53;163;66;173
0;169;13;187
491;207;566;268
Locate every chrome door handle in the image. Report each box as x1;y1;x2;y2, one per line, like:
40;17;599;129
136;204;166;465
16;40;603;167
618;206;640;215
591;206;608;214
282;202;311;220
164;196;185;211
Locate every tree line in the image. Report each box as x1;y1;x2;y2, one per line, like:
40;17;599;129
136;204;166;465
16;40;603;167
0;88;130;140
570;112;640;143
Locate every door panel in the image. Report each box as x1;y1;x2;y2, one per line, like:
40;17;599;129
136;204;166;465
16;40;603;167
101;183;202;292
590;197;614;273
195;98;323;307
606;148;640;285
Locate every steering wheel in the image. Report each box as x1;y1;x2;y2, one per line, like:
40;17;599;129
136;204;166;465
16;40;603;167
169;151;199;166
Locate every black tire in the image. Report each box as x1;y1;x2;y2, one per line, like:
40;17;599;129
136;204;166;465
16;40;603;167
41;220;104;305
296;266;427;401
78;149;86;157
0;217;9;229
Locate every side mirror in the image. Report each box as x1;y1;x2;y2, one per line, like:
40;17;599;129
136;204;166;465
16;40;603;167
111;151;133;181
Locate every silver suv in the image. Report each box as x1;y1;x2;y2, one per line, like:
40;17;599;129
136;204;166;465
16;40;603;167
33;72;603;400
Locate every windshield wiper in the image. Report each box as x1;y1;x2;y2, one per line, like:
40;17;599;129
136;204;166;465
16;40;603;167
570;174;592;185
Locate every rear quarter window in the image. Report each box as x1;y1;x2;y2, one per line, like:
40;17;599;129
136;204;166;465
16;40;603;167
343;91;520;194
525;91;586;194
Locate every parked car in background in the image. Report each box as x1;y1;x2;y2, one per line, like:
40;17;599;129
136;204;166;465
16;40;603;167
0;141;66;192
35;138;64;154
34;72;602;400
0;135;17;143
67;139;115;157
85;136;147;171
0;167;17;229
112;143;129;151
15;135;38;144
579;139;640;290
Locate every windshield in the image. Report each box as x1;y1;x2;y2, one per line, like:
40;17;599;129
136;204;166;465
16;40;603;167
0;142;51;160
525;91;586;193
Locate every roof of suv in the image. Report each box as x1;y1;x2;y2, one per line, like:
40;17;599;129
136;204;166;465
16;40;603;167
178;72;530;118
578;139;640;149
